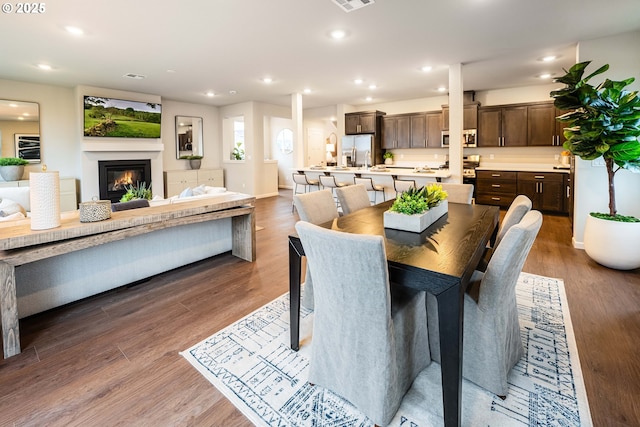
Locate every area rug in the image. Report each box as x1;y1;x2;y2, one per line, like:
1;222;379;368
181;273;592;426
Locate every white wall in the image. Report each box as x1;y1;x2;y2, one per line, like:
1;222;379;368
573;30;640;246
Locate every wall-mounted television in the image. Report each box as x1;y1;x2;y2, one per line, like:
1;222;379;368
83;96;161;138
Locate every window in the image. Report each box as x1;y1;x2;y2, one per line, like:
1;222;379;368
232;119;245;160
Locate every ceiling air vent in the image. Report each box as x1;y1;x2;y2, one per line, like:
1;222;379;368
122;73;146;80
332;0;375;13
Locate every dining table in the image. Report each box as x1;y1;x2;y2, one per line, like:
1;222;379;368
288;199;500;427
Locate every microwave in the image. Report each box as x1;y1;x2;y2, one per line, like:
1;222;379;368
441;129;477;148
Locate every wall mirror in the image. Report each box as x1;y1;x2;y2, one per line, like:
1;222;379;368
175;116;203;159
0;99;41;163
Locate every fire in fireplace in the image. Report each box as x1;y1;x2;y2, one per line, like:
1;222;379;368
98;160;152;202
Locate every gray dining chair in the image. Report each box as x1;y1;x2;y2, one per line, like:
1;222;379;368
292;172;320;212
440;182;474;204
478;194;533;271
295;221;430;426
335;184;372;215
319;174;351;208
292;189;339;310
427;210;543;398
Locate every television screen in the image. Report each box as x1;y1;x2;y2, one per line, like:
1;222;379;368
83;96;161;138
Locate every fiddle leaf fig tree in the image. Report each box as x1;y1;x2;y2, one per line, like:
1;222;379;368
551;61;640;221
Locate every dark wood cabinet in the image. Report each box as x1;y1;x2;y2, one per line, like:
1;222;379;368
382;112;429;149
425;111;442;148
345;111;384;134
476;170;518;208
517;172;565;213
441;104;478;131
527;103;566;147
478;105;527;147
410;113;427;148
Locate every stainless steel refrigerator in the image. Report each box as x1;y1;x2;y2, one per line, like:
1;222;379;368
341;134;376;167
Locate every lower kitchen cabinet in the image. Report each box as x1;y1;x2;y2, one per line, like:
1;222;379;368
476;170;518;208
517;172;565;213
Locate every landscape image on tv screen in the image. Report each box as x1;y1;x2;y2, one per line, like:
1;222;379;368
84;96;161;138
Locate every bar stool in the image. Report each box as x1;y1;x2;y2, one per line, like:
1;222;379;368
354;177;386;205
292;172;320;212
319;174;351;208
393;178;416;197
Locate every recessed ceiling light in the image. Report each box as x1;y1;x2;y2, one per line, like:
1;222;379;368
368;84;377;90
65;26;84;36
229;90;237;95
37;64;52;70
437;86;447;92
9;103;17;108
205;91;215;97
330;30;347;39
22;113;29;117
166;69;176;73
421;66;433;72
542;55;556;62
303;88;312;94
17;117;24;121
263;77;273;84
539;73;552;79
354;79;363;85
365;96;373;102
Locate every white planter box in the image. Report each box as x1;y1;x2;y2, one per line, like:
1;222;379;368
383;200;448;233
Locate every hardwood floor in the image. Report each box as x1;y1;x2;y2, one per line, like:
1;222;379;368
1;191;638;426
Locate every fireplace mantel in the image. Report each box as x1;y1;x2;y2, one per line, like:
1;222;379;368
82;142;164;152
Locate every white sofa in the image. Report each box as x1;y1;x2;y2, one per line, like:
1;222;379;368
0;186;30;221
4;186;245;318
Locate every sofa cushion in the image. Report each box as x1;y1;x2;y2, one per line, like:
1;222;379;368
0;211;26;222
0;186;30;211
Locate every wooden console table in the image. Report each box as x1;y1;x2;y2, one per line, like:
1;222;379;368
0;193;256;358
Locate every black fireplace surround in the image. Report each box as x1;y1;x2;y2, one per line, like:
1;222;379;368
98;159;152;202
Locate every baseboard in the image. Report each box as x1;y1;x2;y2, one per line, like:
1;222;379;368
572;236;585;249
256;192;280;199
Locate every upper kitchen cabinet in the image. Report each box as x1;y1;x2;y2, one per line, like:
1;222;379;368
441;103;478;131
382;115;411;149
527;103;565;147
345;110;385;134
425;111;443;148
478;105;527;147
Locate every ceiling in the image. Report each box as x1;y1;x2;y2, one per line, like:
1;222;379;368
0;0;639;111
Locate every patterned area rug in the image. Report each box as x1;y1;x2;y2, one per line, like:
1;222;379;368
181;273;592;426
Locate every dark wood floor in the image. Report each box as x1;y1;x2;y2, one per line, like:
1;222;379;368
1;191;638;426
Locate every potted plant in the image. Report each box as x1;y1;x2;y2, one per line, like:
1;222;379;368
232;142;245;160
383;151;394;165
383;183;448;233
180;155;203;170
551;61;640;269
0;157;29;182
120;181;152;202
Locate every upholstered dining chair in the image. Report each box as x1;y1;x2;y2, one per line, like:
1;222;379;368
292;189;339;310
440;182;474;204
427;210;543;398
354;176;386;204
335;184;372;215
393;178;416;197
295;221;430;426
292;172;320;212
478;195;532;271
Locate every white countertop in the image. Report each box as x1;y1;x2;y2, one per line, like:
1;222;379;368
301;166;451;179
476;165;570;173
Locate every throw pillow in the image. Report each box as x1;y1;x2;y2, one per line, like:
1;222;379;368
0;212;26;222
192;184;207;196
179;187;193;198
0;198;26;216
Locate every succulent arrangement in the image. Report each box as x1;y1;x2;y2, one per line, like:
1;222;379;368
383;152;394;159
389;183;448;215
120;181;152;202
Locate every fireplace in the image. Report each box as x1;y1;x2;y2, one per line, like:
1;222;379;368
98;159;152;202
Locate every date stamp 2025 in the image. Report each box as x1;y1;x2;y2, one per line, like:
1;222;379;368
1;2;46;14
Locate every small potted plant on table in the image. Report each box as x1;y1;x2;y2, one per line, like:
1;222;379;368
180;155;203;170
383;183;448;233
0;157;29;181
383;151;394;165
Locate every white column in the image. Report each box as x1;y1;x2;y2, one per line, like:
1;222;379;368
448;63;464;184
291;93;304;168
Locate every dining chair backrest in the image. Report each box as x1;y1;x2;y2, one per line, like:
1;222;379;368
494;194;532;248
335;184;371;215
292;173;314;186
293;189;338;225
319;174;339;188
478;210;542;311
295;220;429;425
440;183;474;204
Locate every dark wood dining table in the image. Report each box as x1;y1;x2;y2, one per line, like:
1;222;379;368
288;199;500;427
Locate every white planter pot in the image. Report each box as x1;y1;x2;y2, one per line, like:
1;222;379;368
384;158;393;165
584;214;640;270
384;200;448;233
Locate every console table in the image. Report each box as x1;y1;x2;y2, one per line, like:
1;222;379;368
0;193;255;358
